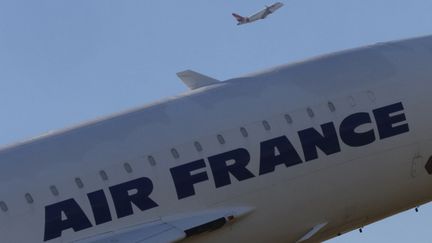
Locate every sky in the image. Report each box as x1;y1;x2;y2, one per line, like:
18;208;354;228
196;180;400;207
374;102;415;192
0;0;432;242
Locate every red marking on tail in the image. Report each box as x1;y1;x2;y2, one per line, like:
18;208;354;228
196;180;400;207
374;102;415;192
232;13;245;22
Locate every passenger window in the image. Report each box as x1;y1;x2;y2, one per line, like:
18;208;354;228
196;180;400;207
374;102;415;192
75;177;84;189
148;155;156;166
262;120;271;131
25;193;34;204
217;134;225;144
99;170;109;181
194;141;203;152
50;185;59;196
171;148;180;159
0;201;7;212
240;127;249;137
328;102;336;112
307;107;314;118
123;162;133;173
284;114;293;124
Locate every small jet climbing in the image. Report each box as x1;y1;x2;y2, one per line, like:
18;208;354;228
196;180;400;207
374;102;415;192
232;2;284;25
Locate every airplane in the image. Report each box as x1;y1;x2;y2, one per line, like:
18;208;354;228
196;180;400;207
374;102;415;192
232;2;284;25
0;34;432;243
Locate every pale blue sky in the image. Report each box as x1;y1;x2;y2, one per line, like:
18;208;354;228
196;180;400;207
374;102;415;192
1;1;432;242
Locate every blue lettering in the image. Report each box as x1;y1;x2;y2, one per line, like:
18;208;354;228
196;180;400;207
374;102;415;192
340;112;376;147
170;160;209;199
298;122;341;161
109;177;158;218
43;102;412;241
373;102;409;139
208;148;255;188
44;199;92;241
259;136;303;175
87;190;112;225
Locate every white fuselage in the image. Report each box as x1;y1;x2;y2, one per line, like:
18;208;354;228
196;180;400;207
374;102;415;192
1;35;432;243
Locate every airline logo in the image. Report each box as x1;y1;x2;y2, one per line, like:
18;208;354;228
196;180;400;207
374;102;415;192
43;102;409;241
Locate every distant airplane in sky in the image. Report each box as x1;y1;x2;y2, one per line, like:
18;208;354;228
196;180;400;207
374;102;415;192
232;2;284;25
1;35;432;243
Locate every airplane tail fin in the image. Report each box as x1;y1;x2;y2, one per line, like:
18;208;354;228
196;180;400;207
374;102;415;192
232;13;246;23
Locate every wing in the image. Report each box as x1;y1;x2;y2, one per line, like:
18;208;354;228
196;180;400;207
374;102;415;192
249;9;267;21
75;221;186;243
296;222;328;243
74;207;254;243
249;2;284;21
268;2;284;13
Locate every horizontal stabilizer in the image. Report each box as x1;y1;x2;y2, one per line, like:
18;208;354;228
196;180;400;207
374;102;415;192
177;70;220;90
